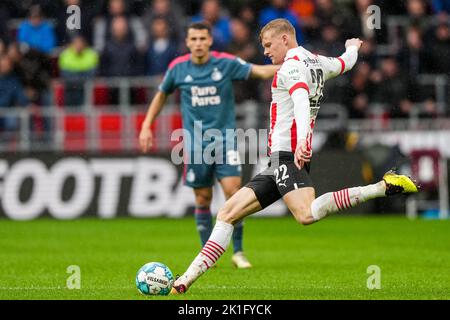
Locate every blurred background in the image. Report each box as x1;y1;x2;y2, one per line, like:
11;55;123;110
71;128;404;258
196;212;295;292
0;0;449;220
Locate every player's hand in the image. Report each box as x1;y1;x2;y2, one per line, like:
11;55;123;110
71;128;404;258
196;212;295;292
294;139;312;170
139;127;153;153
345;38;363;50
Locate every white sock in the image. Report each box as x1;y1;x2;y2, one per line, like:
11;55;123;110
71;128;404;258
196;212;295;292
181;220;234;287
311;181;386;221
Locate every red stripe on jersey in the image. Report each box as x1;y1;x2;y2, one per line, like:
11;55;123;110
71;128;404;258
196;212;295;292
268;103;278;151
285;56;300;61
207;240;225;253
272;72;278;88
211;51;236;60
168;54;190;70
290;119;297;152
337;57;345;74
333;192;342;210
289;82;310;95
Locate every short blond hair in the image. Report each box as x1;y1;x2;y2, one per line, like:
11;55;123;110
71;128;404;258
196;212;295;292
259;18;296;42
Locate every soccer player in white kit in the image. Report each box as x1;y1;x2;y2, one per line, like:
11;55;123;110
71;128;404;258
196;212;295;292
171;18;419;294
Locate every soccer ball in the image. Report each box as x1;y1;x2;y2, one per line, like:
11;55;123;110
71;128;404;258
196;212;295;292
135;262;174;296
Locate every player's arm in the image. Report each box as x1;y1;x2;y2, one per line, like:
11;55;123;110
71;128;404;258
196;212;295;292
292;88;312;170
281;60;312;169
322;38;363;80
249;64;280;80
139;90;168;153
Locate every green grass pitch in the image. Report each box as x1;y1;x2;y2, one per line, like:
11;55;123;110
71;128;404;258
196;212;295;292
0;215;449;300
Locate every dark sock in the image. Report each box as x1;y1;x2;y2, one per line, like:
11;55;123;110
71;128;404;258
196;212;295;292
232;220;244;253
194;206;213;247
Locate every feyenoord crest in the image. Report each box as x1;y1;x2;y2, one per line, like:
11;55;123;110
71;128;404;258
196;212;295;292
211;68;223;81
186;169;195;182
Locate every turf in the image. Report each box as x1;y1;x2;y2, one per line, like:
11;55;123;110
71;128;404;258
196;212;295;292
0;215;449;300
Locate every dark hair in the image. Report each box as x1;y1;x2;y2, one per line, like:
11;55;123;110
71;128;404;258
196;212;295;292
187;21;212;35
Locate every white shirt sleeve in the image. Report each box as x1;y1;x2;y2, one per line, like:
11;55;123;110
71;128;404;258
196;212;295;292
320;45;359;81
278;60;311;144
291;88;310;143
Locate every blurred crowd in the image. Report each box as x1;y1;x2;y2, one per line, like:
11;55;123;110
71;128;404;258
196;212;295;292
0;0;449;133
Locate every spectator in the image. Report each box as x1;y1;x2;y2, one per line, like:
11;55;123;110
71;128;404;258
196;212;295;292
0;55;28;131
313;23;344;57
432;0;450;15
406;0;430;31
192;0;232;51
391;99;414;118
6;42;26;83
228;18;263;64
236;4;258;31
418;97;440;118
290;0;315;22
100;16;141;77
355;0;376;40
59;35;98;76
428;22;450;74
0;39;6;56
352;0;388;43
228;18;264;104
358;38;377;67
146;17;178;76
93;0;147;52
19;48;52;106
178;0;203;16
371;58;411;117
142;0;186;46
259;0;304;44
344;64;373;118
0;2;12;44
311;0;349;40
17;5;56;55
376;0;406;15
59;35;99;106
397;26;429;77
55;0;94;46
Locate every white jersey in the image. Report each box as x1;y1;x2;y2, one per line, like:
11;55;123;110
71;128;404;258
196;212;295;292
268;45;358;154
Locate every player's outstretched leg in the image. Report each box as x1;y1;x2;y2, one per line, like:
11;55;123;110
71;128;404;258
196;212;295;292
171;187;262;294
220;177;253;269
310;170;419;221
286;170;419;224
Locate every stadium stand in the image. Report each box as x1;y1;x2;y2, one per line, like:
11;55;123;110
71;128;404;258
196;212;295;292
0;0;448;154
